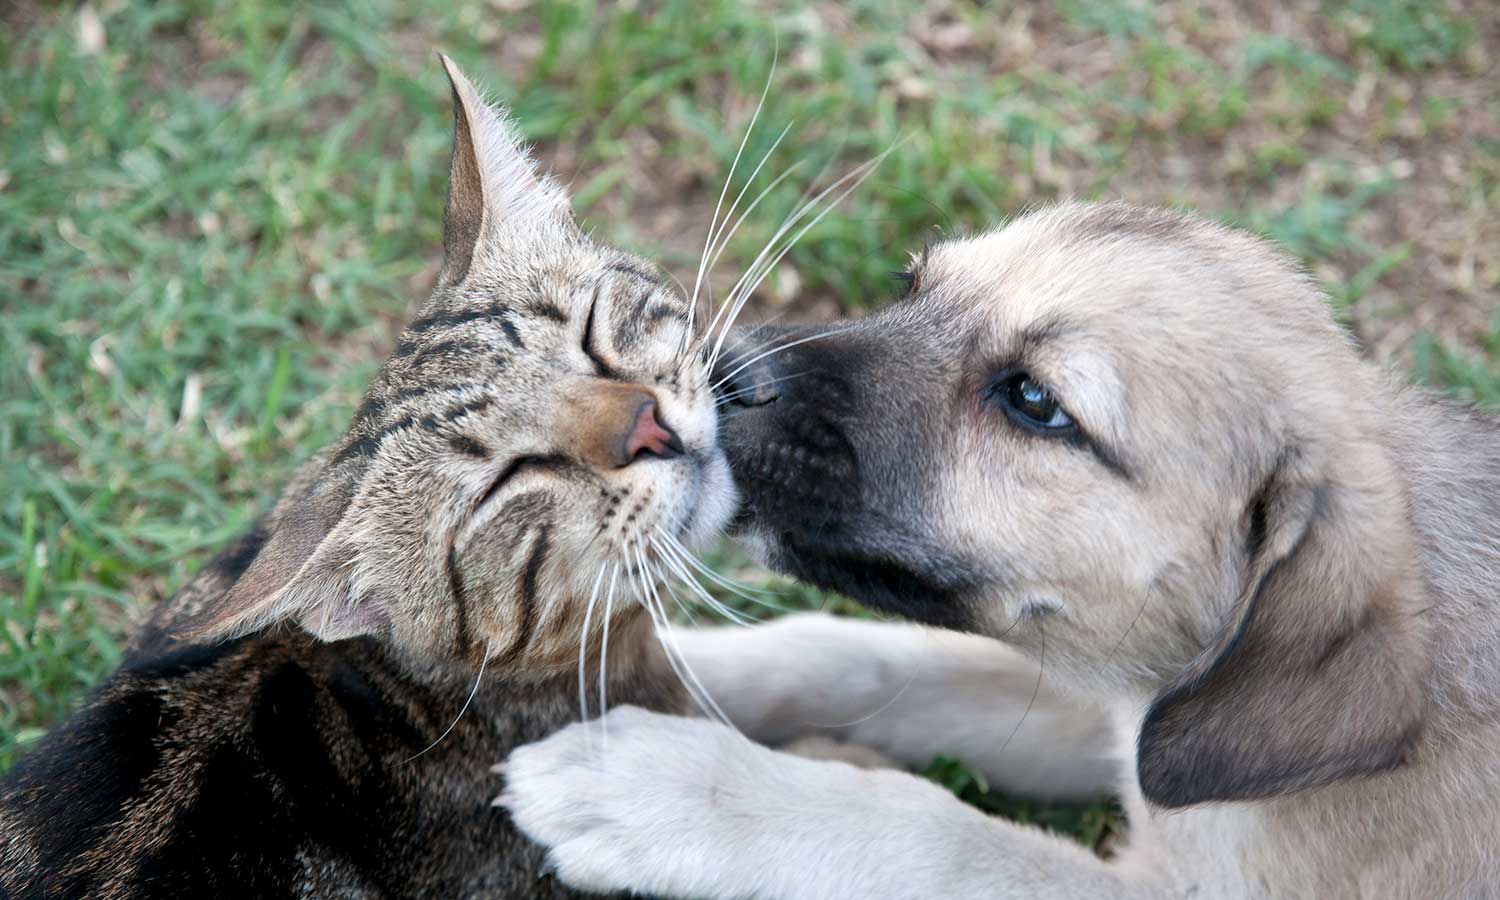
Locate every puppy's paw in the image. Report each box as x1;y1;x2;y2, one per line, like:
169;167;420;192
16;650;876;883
496;706;767;898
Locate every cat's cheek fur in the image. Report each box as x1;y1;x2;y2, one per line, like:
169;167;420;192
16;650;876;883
681;450;738;549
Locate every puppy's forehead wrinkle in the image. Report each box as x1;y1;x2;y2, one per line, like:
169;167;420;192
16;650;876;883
874;292;978;349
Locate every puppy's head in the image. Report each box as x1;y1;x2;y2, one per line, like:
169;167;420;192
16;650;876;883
719;202;1429;807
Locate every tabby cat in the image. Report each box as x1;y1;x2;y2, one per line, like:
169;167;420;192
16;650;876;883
0;57;737;899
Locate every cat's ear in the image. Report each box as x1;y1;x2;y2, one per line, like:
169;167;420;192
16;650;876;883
437;53;572;284
188;474;386;644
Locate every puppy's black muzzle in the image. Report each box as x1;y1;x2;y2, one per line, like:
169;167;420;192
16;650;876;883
714;325;861;525
713;323;981;630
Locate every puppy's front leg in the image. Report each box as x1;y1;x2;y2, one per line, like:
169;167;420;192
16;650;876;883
501;707;1165;900
679;613;1119;800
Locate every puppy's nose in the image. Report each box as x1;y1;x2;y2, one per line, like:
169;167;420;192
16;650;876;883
712;329;791;410
622;399;684;464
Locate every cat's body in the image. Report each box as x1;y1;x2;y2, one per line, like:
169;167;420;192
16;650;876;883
1;58;731;898
0;523;680;899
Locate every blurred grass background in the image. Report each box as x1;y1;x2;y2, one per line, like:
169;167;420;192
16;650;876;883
2;0;1497;842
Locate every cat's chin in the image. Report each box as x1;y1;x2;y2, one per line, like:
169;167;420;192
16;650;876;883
674;449;739;551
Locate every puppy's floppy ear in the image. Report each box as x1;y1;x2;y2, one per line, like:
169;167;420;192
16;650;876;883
186;467;386;644
1137;438;1430;807
437;54;572;285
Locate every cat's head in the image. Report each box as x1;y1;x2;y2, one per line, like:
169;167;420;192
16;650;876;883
192;57;736;669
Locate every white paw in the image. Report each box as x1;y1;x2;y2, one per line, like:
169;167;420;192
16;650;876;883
497;706;772;898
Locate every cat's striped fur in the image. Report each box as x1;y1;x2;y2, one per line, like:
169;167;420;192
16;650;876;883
0;57;735;899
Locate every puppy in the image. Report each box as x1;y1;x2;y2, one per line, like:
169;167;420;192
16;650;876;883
500;202;1500;899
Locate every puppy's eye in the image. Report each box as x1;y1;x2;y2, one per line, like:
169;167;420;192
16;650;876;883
996;374;1075;433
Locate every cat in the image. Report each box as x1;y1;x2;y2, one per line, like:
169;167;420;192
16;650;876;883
0;56;739;899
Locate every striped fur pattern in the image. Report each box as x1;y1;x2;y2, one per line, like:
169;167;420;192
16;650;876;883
0;57;734;899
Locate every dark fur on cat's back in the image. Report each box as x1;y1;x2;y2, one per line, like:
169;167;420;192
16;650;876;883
0;539;680;898
0;57;731;898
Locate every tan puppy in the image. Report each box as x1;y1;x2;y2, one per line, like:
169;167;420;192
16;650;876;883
500;202;1500;899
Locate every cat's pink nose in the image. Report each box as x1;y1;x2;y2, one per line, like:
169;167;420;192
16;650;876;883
559;383;684;470
622;400;684;464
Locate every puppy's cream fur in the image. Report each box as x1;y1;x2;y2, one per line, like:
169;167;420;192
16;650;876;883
503;203;1500;899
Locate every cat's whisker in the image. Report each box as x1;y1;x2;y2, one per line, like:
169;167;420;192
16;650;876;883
651;533;761;625
707;150;892;368
650;580;737;729
714;370;811;409
659;574;702;626
706;155;819;287
699;306;800;377
404;638;491;764
703;327;795;375
654;531;768;621
656;530;791;611
702;154;885;370
630;544;734;729
678;155;807;368
597;563;619;749
688;49;778;343
710;327;854;397
698;198;816;362
698;134;849;361
630;549;694;696
703;123;797;270
671;558;782;607
577;566;608;747
700;153;803;300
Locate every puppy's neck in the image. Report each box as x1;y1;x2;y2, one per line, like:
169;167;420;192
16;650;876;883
1386;386;1500;710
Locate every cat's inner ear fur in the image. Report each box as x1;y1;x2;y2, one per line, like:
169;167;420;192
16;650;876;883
188;466;385;644
1137;434;1431;807
437;54;571;285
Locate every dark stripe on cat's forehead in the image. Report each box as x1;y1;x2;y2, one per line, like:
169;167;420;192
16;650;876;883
627;288;689;326
608;286;657;353
352;380;482;428
410;339;484;368
447;435;489;458
606;260;662;285
332;434;381;467
406;307;507;334
610;278;688;354
525;299;569;323
396;304;527;355
389;381;486;407
353;395;386;424
499;316;524;350
333;396;495;465
645;301;682;324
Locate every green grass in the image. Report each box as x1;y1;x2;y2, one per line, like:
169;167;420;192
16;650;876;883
2;0;1497;846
